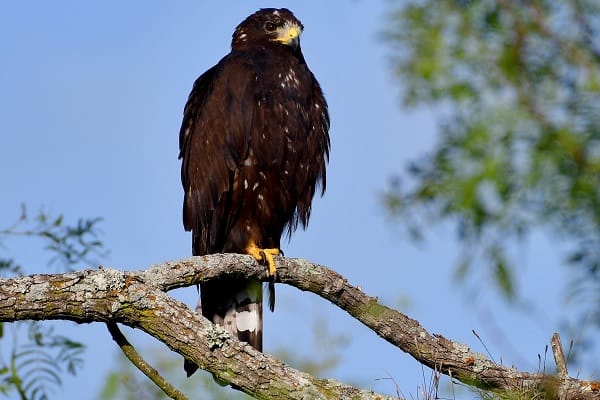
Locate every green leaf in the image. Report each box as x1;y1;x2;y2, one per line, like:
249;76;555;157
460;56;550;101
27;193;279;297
52;215;64;227
493;252;514;300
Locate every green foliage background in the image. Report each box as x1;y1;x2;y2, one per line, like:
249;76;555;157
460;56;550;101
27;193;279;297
0;206;104;400
383;0;600;362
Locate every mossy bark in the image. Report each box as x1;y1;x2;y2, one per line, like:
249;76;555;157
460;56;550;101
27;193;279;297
0;254;597;400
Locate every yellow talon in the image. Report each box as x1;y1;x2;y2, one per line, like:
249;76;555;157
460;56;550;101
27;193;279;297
245;243;279;276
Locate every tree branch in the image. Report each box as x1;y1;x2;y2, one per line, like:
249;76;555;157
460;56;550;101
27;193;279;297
551;333;568;379
0;254;598;399
106;322;188;400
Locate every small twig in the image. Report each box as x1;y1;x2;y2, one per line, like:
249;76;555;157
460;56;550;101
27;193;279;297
551;332;568;379
106;322;188;400
472;329;496;364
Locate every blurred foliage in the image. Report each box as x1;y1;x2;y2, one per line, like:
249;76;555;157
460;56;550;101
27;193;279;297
0;323;85;400
383;0;600;356
273;316;350;377
0;205;105;399
0;204;104;276
100;347;252;400
100;316;350;399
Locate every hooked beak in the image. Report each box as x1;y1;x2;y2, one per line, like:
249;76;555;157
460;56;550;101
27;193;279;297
274;23;301;48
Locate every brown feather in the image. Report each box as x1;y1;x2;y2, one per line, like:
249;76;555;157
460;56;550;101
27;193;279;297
179;8;329;376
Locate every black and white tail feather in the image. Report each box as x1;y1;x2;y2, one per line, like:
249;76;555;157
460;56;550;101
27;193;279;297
183;271;266;377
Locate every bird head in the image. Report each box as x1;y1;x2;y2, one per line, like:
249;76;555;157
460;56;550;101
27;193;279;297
232;8;304;50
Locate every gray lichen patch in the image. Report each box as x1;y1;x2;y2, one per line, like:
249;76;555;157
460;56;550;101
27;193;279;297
25;280;50;302
452;342;489;372
206;324;230;350
453;342;472;354
89;269;125;291
293;258;322;276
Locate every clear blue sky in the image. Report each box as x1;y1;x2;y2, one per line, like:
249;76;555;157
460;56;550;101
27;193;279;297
0;1;590;399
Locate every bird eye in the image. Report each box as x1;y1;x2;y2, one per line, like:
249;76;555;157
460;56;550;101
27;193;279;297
264;22;276;32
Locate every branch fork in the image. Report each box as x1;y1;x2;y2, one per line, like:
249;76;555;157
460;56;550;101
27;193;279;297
0;254;598;399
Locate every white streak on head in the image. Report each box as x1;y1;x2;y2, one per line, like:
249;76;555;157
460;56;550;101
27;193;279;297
236;310;258;332
244;179;248;189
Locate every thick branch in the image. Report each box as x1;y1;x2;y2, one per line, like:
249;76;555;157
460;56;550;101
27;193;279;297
0;254;598;399
0;260;389;399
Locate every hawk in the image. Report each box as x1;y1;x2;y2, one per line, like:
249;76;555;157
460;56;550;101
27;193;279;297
179;8;330;376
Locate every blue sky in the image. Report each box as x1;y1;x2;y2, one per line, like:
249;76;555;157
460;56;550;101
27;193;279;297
0;1;591;399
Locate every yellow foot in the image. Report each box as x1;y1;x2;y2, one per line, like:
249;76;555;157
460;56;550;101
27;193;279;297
245;243;279;276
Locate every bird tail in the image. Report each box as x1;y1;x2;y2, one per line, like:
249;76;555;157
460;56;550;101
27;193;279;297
184;278;263;377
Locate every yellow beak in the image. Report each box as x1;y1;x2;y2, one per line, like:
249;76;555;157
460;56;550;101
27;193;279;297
275;24;301;47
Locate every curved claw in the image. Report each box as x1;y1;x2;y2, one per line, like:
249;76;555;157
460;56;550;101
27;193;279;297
245;243;279;276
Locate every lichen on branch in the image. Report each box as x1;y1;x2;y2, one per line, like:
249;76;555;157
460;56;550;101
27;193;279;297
0;254;597;400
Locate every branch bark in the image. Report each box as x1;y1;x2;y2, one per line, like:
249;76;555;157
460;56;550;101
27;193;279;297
0;254;598;399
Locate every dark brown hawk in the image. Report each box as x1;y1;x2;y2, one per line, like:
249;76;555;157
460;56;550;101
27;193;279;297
179;8;330;376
